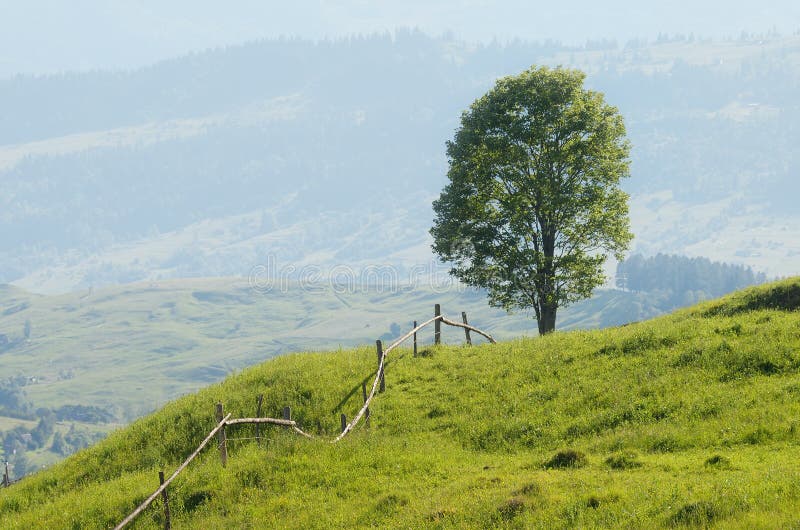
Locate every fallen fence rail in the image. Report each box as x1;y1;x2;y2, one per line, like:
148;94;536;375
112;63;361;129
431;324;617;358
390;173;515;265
114;306;495;528
113;412;232;530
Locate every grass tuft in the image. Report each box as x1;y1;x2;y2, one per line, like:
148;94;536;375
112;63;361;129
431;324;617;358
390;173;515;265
543;449;587;469
497;496;526;520
668;500;719;526
604;451;643;470
704;454;731;468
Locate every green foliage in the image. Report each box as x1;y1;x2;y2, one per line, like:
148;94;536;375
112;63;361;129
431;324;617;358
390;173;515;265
431;66;632;335
1;279;800;528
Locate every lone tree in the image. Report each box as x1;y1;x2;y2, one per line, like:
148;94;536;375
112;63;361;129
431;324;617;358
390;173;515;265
431;66;632;335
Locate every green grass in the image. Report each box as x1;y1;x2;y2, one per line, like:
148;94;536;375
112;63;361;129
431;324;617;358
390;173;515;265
2;278;799;528
0;278;661;422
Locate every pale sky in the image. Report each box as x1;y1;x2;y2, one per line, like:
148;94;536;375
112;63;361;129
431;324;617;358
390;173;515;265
1;0;798;77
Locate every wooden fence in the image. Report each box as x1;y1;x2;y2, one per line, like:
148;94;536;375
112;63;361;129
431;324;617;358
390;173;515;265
102;305;495;529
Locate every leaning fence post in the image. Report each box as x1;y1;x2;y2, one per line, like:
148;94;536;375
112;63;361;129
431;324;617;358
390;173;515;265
434;304;441;345
255;394;264;446
362;381;370;428
340;413;347;433
376;340;385;393
413;320;418;357
159;470;171;530
215;402;228;467
462;311;472;345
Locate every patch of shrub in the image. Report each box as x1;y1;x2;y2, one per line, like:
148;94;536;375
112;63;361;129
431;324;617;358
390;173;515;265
586;495;601;509
595;330;677;357
513;482;541;496
704;454;731;468
427;508;456;522
673;347;703;367
742;426;772;445
183;491;212;512
622;331;677;354
543;449;587;469
426;406;447;419
497;497;526;520
648;435;686;453
714;323;743;336
468;421;543;452
668;501;719;526
720;351;785;381
374;494;409;515
236;468;267;488
605;452;643;470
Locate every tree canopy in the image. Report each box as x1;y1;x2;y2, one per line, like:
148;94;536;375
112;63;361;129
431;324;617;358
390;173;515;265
431;66;632;335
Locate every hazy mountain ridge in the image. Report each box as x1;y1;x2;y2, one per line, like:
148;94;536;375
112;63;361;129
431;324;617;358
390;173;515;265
2;33;800;292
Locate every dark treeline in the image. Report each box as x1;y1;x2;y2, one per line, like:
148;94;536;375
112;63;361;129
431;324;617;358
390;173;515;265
0;377;111;478
616;254;767;307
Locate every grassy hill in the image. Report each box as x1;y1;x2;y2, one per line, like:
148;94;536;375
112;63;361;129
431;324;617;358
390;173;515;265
2;278;799;528
0;278;661;422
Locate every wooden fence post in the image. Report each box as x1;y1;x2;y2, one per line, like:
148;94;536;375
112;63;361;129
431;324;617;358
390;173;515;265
376;340;385;393
2;461;9;487
255;394;264;446
362;381;370;428
283;406;292;429
434;304;441;345
215;402;228;467
462;312;472;345
413;320;418;357
340;413;347;433
159;471;171;530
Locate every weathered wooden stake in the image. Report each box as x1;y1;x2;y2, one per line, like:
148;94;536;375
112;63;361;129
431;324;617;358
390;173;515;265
462;311;472;345
159;470;171;530
282;406;292;429
362;381;370;428
434;304;441;345
413;320;418;356
215;402;228;467
2;461;9;487
340;413;347;433
255;394;264;446
376;340;385;393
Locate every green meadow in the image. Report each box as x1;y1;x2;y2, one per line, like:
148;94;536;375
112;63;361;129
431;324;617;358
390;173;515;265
1;278;799;528
0;279;661;421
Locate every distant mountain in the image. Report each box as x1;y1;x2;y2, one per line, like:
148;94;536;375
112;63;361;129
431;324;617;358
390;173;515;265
1;33;799;292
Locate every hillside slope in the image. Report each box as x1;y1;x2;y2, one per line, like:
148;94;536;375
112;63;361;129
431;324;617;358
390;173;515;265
0;279;662;421
1;279;799;528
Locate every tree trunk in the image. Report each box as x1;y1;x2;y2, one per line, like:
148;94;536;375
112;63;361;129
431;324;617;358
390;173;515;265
537;224;558;336
538;303;557;335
